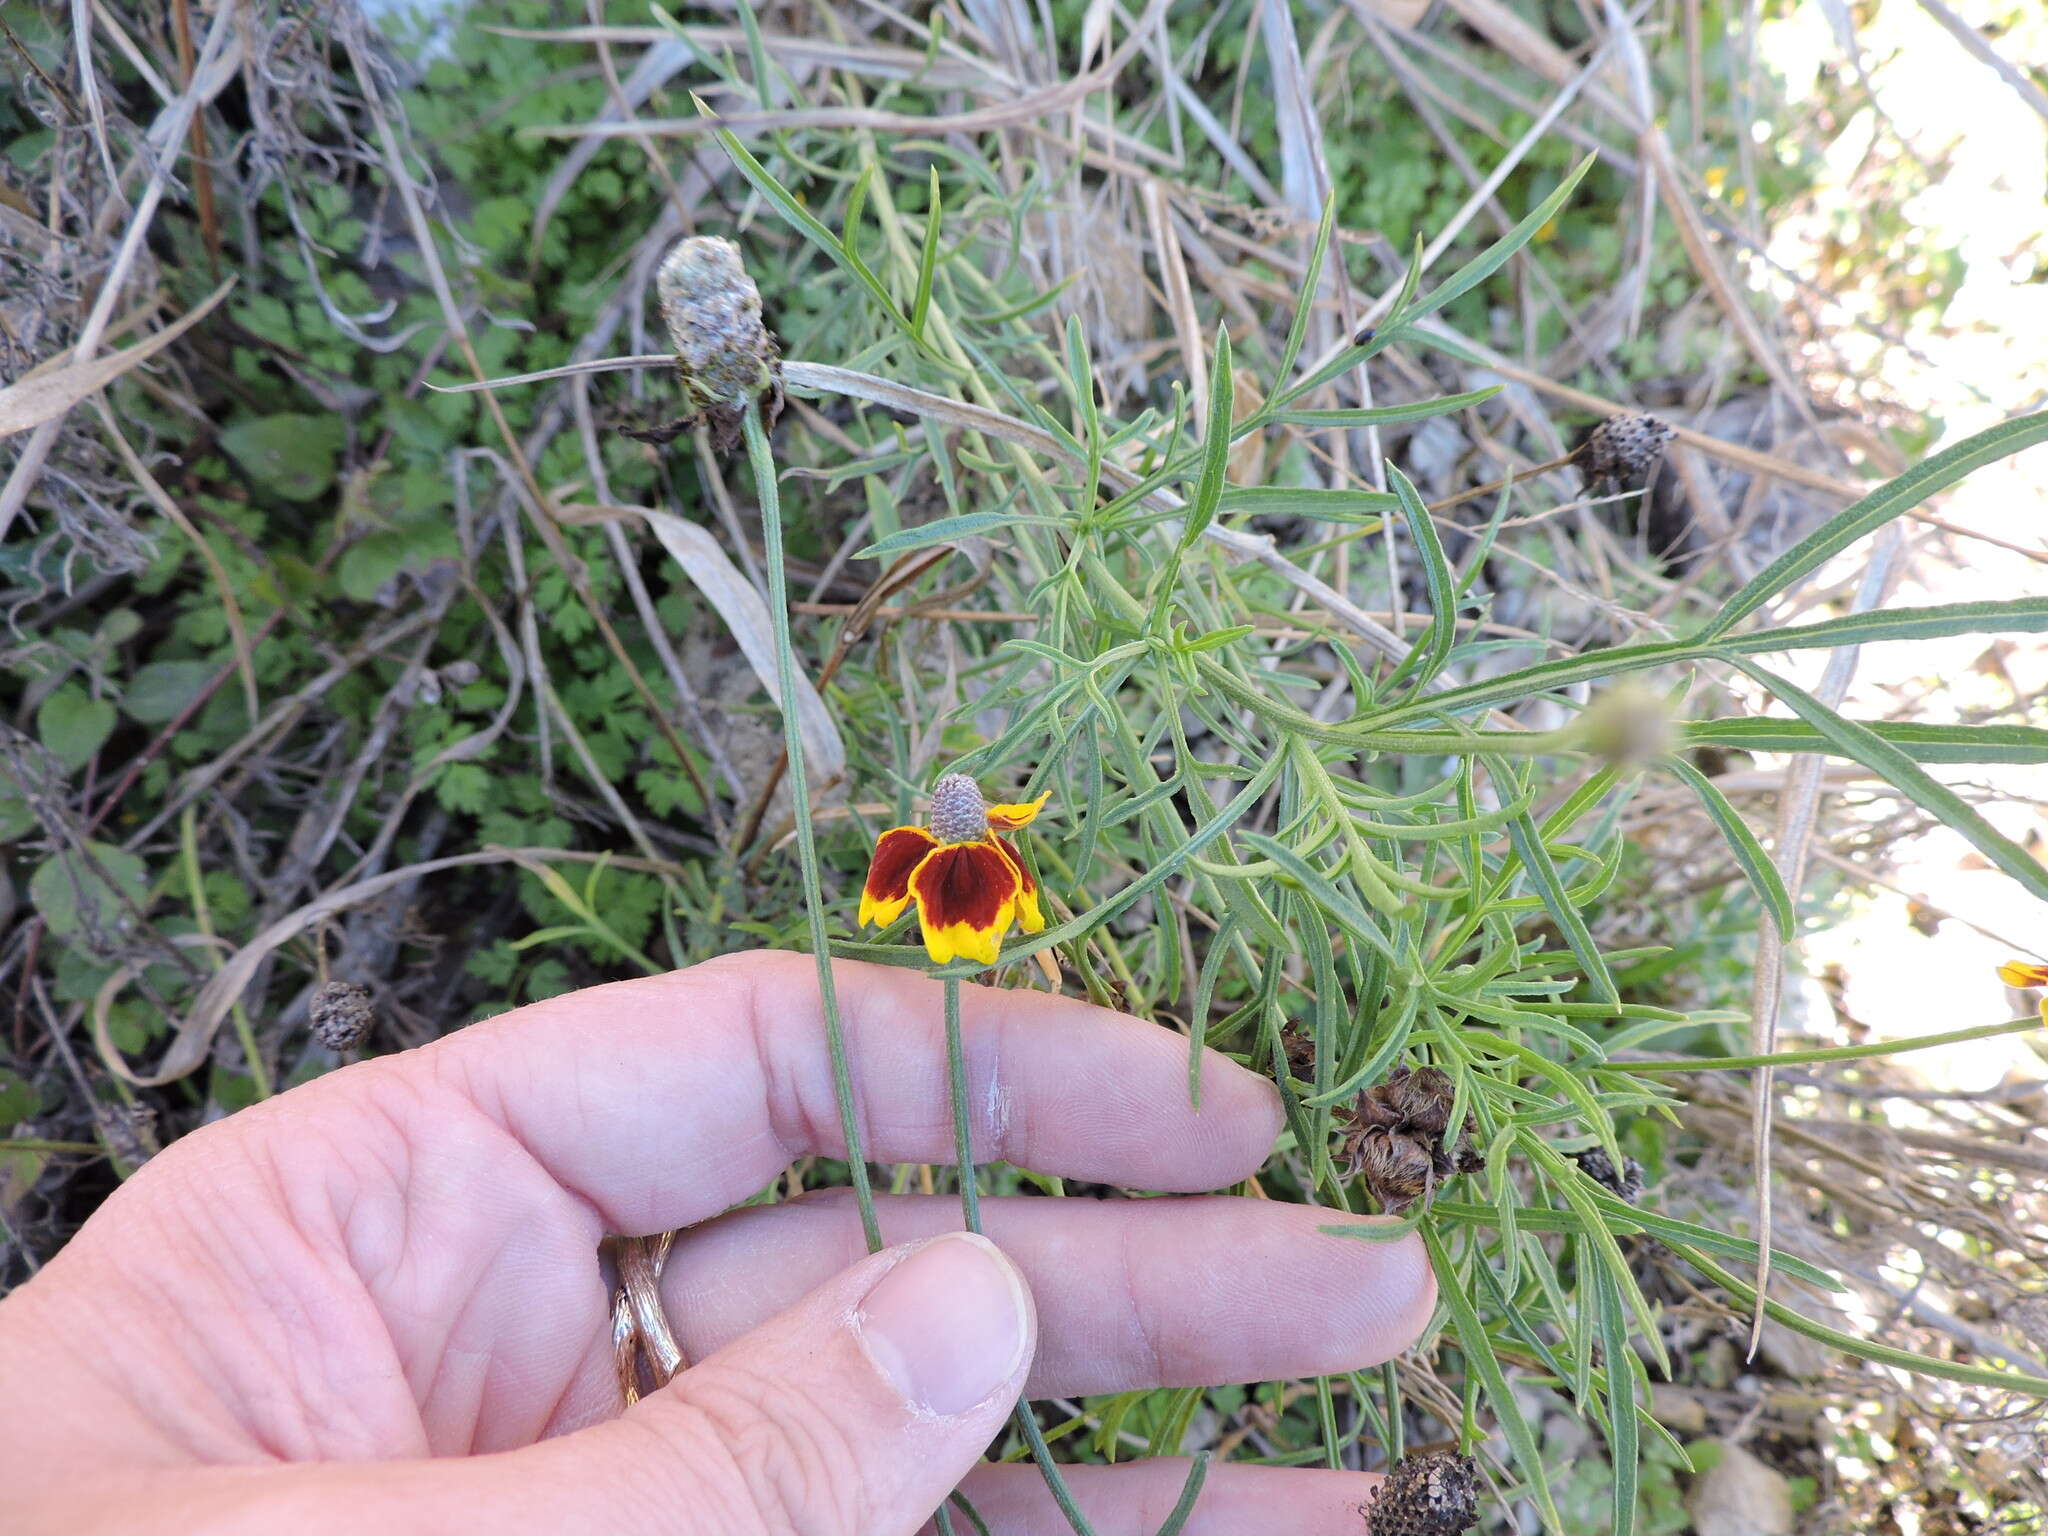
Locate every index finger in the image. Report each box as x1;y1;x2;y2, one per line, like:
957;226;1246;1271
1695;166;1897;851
427;952;1284;1235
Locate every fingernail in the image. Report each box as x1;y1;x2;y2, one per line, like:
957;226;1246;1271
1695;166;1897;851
857;1233;1029;1416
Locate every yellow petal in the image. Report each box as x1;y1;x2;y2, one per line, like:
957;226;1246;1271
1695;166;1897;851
1998;960;2048;989
984;790;1051;831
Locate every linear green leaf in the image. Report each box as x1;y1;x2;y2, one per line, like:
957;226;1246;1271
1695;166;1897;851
1360;597;2048;732
1504;812;1618;1005
1218;486;1399;520
1673;1243;2048;1398
706;119;913;332
1421;1224;1563;1531
857;510;1069;558
1701;410;2048;640
1618;1012;2042;1073
910;166;943;338
1720;597;2048;653
1678;716;2048;765
1729;657;2048;903
1276;193;1337;386
1182;322;1235;548
1269;385;1503;430
1593;1264;1640;1536
1406;154;1596;325
1661;756;1794;938
1239;832;1401;964
1390;466;1458;693
1429;1200;1844;1290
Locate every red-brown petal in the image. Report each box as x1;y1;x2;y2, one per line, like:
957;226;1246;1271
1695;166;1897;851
859;826;940;928
907;839;1023;966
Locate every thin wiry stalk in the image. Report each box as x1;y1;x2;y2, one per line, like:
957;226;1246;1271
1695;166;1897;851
943;975;1107;1536
744;400;881;1254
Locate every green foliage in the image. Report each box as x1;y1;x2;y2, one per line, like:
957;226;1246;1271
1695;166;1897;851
9;4;2045;1532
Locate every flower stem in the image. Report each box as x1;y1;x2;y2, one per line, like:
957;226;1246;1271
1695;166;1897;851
943;976;981;1234
942;976;1105;1536
744;400;882;1254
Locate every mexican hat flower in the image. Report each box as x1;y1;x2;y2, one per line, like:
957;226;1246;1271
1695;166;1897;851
858;773;1050;966
1999;961;2048;1023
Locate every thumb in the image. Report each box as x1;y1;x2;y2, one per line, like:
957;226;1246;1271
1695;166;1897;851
578;1230;1034;1535
193;1233;1034;1536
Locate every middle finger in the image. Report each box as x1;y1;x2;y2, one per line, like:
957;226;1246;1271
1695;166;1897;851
657;1193;1433;1398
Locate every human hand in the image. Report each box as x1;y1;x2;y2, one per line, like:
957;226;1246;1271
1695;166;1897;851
0;952;1433;1534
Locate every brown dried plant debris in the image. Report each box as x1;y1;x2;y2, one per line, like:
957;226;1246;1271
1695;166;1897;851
310;980;376;1051
1573;1145;1647;1203
627;236;784;452
1581;411;1677;492
1279;1023;1318;1080
1364;1450;1480;1535
1338;1066;1484;1215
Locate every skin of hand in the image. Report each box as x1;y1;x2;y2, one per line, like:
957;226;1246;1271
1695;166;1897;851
0;952;1434;1535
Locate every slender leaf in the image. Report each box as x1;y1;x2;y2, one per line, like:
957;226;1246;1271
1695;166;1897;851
1662;756;1795;938
858;509;1069;558
1421;1224;1563;1531
706;118;914;331
910;166;943;338
1702;410;2048;639
1673;1243;2048;1398
1390;466;1459;693
1405;154;1596;326
1722;597;2048;653
1276;193;1337;385
1181;321;1235;548
1679;716;2048;765
1240;832;1401;964
1361;597;2048;732
1219;485;1399;521
1592;1264;1640;1536
1504;812;1618;1005
1729;657;2048;903
1269;385;1501;430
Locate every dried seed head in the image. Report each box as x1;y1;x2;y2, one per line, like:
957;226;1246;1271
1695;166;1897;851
99;1102;158;1168
1367;1451;1480;1536
1573;1146;1646;1203
1378;1064;1455;1138
928;773;991;845
655;237;777;413
1582;411;1676;490
1340;1064;1483;1212
1347;1126;1435;1214
311;980;376;1051
1280;1025;1318;1080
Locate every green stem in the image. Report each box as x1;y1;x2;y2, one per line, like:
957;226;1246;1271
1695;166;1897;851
182;806;271;1099
1673;1241;2048;1397
745;400;882;1254
943;976;1102;1536
944;977;981;1234
1620;1014;2042;1073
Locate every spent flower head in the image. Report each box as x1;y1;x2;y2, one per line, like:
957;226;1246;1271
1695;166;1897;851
655;236;778;414
1366;1451;1481;1535
1582;410;1676;490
